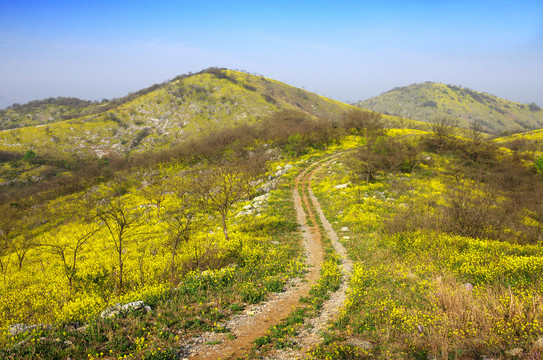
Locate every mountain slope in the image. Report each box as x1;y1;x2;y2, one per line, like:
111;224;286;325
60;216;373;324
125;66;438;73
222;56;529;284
356;82;543;133
0;98;104;130
0;68;357;157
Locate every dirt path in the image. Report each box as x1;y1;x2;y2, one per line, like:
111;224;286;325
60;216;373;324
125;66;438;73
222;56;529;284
188;164;325;360
268;155;353;360
187;155;353;360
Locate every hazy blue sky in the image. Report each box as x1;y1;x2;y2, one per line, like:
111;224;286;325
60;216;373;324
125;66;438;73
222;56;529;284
1;0;542;109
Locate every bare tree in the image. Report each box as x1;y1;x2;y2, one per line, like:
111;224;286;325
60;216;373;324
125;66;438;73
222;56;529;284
140;173;169;218
427;116;459;148
97;197;145;294
160;178;200;283
0;205;19;276
342;109;384;139
191;154;266;246
44;223;99;292
0;204;42;271
468;119;485;143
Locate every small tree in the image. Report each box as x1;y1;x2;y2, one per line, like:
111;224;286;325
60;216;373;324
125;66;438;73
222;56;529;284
0;205;18;276
0;204;42;271
140;173;169;218
97;197;145;294
347;136;421;183
342;109;384;139
160;178;200;283
467;119;485;143
427;116;458;149
45;223;99;292
191;154;266;246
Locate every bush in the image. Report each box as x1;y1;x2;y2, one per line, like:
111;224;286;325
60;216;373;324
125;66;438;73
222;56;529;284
536;156;543;174
347;136;422;182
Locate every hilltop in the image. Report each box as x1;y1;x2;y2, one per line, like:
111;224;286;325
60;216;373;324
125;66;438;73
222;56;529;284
356;82;543;134
0;68;356;157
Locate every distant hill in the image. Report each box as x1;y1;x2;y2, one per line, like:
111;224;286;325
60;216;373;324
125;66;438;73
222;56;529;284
0;97;102;130
356;82;543;134
0;68;357;156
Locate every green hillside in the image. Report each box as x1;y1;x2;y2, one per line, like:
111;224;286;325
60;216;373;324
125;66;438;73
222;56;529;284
356;82;543;134
0;68;356;157
0;98;104;130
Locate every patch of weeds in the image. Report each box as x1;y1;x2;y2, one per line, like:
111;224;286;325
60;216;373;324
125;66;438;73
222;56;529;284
240;283;266;304
264;276;285;292
142;347;178;360
254;335;272;348
307;342;372;359
229;303;244;312
205;340;222;345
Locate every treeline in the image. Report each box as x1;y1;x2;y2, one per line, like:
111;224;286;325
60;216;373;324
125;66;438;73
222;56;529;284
5;97;95;112
0;109;379;209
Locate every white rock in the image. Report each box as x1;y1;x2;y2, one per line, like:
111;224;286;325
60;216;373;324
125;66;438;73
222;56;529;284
121;301;146;312
100;300;150;318
505;348;523;357
334;183;350;189
340;227;349;232
533;337;543;350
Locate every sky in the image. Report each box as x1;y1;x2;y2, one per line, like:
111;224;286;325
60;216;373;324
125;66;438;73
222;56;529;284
0;0;542;109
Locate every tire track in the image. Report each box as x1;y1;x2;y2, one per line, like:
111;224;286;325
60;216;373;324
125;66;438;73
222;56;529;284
268;154;353;360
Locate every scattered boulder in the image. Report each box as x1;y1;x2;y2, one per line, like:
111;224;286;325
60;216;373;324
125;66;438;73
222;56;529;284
100;300;151;318
533;337;543;350
340;227;349;232
505;348;523;357
334;182;350;189
8;323;50;336
346;338;371;349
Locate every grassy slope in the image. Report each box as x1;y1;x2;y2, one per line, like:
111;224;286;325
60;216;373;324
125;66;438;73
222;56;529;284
494;128;543;143
309;131;543;359
0;70;356;157
357;82;543;134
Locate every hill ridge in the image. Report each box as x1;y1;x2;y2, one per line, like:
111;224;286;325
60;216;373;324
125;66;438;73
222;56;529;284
357;81;543;133
0;68;356;156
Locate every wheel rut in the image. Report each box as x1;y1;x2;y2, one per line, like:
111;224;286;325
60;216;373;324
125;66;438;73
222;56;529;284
267;155;352;360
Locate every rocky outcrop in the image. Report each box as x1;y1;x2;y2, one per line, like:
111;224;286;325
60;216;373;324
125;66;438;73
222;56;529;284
100;300;152;318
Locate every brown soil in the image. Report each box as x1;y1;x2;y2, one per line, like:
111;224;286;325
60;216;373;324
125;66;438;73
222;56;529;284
266;155;353;360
